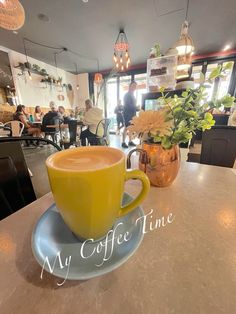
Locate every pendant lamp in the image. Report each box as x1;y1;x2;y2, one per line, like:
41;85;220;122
0;0;25;30
113;29;131;72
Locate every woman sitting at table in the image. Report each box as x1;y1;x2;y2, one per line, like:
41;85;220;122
34;106;44;122
13;105;41;137
80;99;103;146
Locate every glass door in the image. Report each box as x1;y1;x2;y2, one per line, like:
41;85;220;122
106;77;118;132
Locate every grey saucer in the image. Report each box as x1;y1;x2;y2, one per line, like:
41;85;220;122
31;193;144;280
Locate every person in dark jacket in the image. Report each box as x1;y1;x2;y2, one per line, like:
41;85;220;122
41;105;60;133
122;81;137;148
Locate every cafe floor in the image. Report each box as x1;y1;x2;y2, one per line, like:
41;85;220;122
22;134;235;199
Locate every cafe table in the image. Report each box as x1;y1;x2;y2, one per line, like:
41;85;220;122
0;162;236;314
46;121;84;129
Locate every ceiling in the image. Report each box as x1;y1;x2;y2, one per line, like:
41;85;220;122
0;0;236;73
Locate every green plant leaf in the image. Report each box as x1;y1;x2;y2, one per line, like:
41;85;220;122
223;62;234;71
161;137;172;149
182;91;188;98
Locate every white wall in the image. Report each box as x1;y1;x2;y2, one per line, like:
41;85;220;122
3;48;89;109
76;73;90;107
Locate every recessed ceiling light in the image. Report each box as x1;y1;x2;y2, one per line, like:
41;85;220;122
13;31;18;34
223;44;231;51
82;0;89;3
37;13;50;22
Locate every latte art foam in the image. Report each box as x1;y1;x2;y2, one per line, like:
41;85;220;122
51;150;121;171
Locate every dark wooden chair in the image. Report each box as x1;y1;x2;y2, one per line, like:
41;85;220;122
42;116;61;142
0;141;36;220
62;120;80;149
0;137;61;220
187;126;236;168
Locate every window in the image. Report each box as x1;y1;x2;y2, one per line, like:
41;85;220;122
192;65;203;89
106;77;118;131
134;73;147;109
217;62;233;99
106;77;118;117
205;63;218;101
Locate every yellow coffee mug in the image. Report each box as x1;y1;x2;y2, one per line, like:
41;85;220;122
46;146;150;240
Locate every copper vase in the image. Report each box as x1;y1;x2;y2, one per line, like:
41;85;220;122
127;143;180;187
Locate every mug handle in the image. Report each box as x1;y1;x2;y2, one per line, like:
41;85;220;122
127;148;148;173
118;169;150;217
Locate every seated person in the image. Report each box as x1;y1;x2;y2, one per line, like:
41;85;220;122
80;99;103;146
21;105;30;120
41;106;60;133
13;105;41;137
34;106;44;122
58;106;71;123
49;101;56;110
75;106;85;120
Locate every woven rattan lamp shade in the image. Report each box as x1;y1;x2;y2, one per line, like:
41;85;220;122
0;0;25;30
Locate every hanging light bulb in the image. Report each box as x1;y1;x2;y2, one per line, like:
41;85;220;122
116;63;119;69
74;63;80;91
94;73;103;85
127;57;131;64
120;56;123;64
126;62;129;69
28;70;32;80
125;50;129;58
113;53;117;63
121;65;124;71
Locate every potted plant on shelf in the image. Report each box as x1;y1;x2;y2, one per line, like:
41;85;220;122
127;62;235;187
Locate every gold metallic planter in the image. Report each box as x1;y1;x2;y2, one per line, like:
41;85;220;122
127;143;180;187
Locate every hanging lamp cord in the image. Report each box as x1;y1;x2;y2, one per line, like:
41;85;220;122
22;37;100;72
185;0;190;21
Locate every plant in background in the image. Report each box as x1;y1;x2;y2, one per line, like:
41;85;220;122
128;62;235;149
32;64;41;72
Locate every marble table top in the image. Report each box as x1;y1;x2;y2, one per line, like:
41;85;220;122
0;162;236;314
